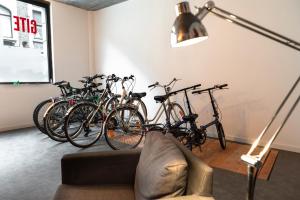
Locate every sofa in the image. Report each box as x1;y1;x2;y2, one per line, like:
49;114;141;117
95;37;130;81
53;132;215;200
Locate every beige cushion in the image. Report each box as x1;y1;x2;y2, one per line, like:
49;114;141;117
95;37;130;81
53;184;134;200
134;132;188;200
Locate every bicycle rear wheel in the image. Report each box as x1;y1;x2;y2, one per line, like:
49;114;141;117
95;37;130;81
216;122;226;149
64;102;104;148
33;98;53;134
104;106;144;150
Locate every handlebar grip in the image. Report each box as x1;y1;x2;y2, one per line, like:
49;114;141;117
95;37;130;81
193;84;202;89
129;75;134;79
191;90;201;94
217;84;228;89
148;82;158;88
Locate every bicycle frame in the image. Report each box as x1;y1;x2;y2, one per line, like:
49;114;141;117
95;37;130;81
199;90;220;130
144;78;181;124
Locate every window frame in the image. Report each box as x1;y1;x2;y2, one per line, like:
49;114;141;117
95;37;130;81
0;0;53;85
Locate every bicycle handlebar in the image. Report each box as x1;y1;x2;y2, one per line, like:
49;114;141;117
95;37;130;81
192;84;229;94
148;78;180;89
169;83;201;96
53;80;67;85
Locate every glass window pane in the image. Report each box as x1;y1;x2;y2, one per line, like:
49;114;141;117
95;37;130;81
34;26;43;39
0;15;12;38
32;10;42;24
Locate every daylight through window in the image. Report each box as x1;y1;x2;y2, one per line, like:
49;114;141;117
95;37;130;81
0;0;52;83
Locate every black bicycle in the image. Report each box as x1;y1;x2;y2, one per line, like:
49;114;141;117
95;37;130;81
192;84;228;149
166;84;228;150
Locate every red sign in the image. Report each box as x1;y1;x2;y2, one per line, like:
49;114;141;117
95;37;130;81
13;16;37;34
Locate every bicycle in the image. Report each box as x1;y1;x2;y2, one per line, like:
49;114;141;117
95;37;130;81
43;76;105;142
63;74;121;148
33;80;81;134
103;79;190;150
191;84;228;149
169;84;228;150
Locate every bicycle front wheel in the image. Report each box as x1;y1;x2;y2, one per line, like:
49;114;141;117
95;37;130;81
216;122;226;149
64;102;104;148
168;102;185;125
44;100;69;142
104;106;144;150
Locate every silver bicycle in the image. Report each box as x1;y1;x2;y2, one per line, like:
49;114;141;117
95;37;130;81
103;78;186;150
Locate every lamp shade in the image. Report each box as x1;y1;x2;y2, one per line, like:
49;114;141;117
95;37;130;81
171;2;208;48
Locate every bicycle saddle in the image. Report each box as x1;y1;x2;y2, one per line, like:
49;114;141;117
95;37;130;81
182;113;198;122
154;95;168;103
131;92;146;98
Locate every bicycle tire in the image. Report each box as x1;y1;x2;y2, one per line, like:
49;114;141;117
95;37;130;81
64;102;104;148
125;97;148;119
104;106;145;150
168;102;185;125
33;98;53;134
44;100;69;142
216;122;226;149
104;96;120;113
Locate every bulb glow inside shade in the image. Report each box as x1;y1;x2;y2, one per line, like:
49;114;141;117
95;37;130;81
171;35;208;47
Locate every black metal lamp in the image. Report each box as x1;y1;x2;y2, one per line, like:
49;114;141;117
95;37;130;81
171;1;300;200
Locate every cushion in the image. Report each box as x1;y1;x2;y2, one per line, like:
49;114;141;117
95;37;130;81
134;132;188;200
53;184;134;200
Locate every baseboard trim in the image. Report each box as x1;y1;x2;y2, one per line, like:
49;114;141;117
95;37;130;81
225;135;300;153
0;123;34;133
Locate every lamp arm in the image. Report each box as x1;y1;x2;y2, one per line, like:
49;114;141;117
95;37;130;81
196;1;300;51
195;1;300;160
247;76;300;157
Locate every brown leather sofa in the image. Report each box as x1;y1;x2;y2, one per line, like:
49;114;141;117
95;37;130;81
53;134;215;200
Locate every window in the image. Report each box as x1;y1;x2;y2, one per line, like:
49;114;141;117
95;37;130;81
33;10;43;40
0;0;52;84
0;5;12;38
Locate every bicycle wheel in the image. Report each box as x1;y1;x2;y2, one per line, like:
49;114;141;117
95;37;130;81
44;100;69;142
33;98;53;134
64;102;104;148
104;96;120;113
168;102;185;125
216;122;226;149
104;106;144;150
125;97;148;119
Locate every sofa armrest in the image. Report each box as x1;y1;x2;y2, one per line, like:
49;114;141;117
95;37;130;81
162;195;215;200
61;149;141;185
166;134;213;196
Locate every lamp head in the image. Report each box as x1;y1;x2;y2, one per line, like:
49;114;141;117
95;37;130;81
171;1;209;48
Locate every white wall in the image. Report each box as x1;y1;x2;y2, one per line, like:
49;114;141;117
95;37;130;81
0;1;91;131
91;0;300;152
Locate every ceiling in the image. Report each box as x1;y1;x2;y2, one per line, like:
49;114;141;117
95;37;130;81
54;0;128;11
